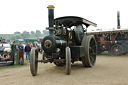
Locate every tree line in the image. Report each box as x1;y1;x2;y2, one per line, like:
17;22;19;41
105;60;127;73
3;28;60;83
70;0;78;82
12;30;49;40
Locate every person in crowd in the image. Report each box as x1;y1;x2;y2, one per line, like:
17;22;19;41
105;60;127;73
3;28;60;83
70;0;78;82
25;43;31;60
0;54;3;61
18;43;24;64
38;42;41;49
35;43;39;49
29;42;33;48
22;42;26;52
0;44;5;56
11;41;16;57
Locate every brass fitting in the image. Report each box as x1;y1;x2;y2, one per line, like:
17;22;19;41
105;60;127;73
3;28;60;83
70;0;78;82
47;5;55;9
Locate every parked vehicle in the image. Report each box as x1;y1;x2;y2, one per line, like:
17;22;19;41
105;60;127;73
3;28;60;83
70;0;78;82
15;39;24;44
3;44;11;53
0;43;11;53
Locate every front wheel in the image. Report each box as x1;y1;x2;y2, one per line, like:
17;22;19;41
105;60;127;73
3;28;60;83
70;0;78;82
65;47;71;75
30;47;38;76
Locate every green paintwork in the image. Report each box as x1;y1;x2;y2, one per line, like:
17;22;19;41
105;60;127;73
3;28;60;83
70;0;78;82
70;46;85;58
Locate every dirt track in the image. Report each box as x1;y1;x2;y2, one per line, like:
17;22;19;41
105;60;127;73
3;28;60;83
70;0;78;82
0;54;128;85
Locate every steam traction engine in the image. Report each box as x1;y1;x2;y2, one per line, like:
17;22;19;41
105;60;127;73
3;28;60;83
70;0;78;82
87;11;128;55
30;5;97;76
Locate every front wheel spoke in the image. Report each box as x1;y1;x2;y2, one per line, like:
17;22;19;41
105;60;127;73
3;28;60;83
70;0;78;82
90;56;95;62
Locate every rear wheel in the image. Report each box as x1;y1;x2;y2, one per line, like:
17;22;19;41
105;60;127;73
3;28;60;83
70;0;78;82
81;35;97;67
65;47;71;75
30;47;38;76
111;44;123;55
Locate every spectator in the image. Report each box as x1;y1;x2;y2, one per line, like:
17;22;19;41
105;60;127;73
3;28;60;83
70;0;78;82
0;54;3;61
11;41;16;57
29;42;33;48
0;44;5;55
38;42;41;49
25;43;31;60
22;42;26;52
35;43;39;49
18;43;24;64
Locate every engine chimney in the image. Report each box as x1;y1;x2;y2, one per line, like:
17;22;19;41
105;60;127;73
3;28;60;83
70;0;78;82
47;5;55;35
117;11;120;29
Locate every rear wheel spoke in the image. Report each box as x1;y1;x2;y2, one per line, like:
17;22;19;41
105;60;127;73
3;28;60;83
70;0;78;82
91;45;96;49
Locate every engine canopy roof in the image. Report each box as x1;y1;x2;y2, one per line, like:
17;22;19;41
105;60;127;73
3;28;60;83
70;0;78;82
54;16;97;28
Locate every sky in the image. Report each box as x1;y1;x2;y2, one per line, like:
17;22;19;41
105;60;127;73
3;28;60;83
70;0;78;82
0;0;128;34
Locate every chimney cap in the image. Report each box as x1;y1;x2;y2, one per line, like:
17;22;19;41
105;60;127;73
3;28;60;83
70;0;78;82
47;5;55;9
